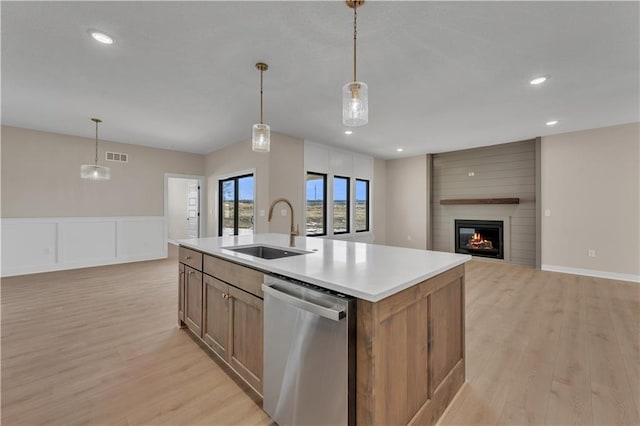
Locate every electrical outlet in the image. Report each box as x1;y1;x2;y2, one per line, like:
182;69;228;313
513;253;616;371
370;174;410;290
588;249;596;257
407;235;412;241
281;209;287;217
259;210;265;217
545;209;551;217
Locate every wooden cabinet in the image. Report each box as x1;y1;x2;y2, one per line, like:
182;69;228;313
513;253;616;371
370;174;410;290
178;263;185;326
184;266;203;337
431;277;463;391
356;265;465;426
203;276;230;360
180;246;264;395
202;278;264;393
229;286;263;393
204;254;263;297
179;246;203;270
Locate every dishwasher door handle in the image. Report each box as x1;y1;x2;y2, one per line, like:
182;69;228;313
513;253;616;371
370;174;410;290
262;284;345;321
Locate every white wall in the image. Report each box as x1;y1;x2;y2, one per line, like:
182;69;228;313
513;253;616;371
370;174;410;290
372;158;387;245
1;126;205;217
385;155;428;249
541;122;640;282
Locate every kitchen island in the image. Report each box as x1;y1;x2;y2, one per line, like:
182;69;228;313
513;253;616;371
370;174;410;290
178;233;470;426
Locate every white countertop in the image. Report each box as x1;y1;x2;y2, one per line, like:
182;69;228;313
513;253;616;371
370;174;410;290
178;234;470;302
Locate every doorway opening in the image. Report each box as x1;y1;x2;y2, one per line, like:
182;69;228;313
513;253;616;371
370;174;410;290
166;175;204;245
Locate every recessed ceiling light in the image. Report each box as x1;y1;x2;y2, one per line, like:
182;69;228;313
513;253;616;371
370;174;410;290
546;120;558;126
530;75;549;85
396;148;404;152
344;130;353;135
90;31;114;45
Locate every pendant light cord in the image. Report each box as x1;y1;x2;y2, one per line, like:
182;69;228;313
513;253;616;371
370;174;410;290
353;4;358;82
260;68;264;125
94;120;99;165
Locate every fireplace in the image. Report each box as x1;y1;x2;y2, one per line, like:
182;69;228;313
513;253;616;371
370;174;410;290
455;219;504;259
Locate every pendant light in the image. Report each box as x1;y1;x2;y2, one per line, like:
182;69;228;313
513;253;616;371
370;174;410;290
343;0;368;127
80;118;111;180
252;62;270;152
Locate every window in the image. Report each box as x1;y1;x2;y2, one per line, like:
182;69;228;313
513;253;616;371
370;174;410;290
355;179;369;232
218;173;254;236
306;172;326;236
333;176;350;234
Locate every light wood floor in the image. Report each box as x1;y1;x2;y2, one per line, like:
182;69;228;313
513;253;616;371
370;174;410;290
2;258;638;425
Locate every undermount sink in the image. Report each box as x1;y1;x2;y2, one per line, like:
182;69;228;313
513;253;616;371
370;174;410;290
223;244;311;260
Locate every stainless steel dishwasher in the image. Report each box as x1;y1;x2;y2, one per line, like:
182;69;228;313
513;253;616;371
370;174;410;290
262;274;355;426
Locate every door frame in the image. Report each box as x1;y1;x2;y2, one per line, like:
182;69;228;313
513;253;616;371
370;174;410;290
164;173;206;246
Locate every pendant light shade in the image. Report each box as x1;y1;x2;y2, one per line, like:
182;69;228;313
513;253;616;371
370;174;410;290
252;123;270;152
81;118;110;181
343;81;368;127
80;164;110;180
252;62;270;152
343;0;368;127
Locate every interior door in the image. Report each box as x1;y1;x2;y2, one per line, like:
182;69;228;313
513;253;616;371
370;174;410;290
186;182;200;238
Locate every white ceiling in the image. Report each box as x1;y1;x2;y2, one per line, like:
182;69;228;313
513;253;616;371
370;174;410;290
2;1;638;159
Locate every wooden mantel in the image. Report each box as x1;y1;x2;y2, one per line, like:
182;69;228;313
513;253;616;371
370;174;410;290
440;198;520;205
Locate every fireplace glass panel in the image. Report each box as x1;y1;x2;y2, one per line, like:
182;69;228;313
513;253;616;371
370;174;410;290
455;220;504;259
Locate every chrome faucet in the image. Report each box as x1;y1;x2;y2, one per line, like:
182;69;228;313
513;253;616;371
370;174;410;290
268;198;299;247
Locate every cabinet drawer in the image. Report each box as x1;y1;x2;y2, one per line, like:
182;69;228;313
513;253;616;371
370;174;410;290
204;254;263;298
179;246;203;270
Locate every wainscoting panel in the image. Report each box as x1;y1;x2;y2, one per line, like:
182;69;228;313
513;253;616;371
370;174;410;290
1;216;167;277
59;221;117;264
1;221;58;270
117;218;165;260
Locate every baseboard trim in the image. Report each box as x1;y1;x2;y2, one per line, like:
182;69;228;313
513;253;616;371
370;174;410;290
541;264;640;283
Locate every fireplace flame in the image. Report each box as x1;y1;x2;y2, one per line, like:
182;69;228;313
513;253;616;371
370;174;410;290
467;232;494;250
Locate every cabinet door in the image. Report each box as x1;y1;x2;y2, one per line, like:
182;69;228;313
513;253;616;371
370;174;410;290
203;275;230;360
184;266;203;337
178;263;186;326
229;286;263;393
431;277;464;392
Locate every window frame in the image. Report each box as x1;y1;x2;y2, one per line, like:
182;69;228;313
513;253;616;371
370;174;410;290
332;175;350;235
218;172;254;237
305;171;328;237
355;178;370;233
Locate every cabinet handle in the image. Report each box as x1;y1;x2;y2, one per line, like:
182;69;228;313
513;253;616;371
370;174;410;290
222;293;231;299
188;271;195;275
185;256;192;260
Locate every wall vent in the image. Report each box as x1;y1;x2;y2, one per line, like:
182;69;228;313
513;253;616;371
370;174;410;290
105;151;128;163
